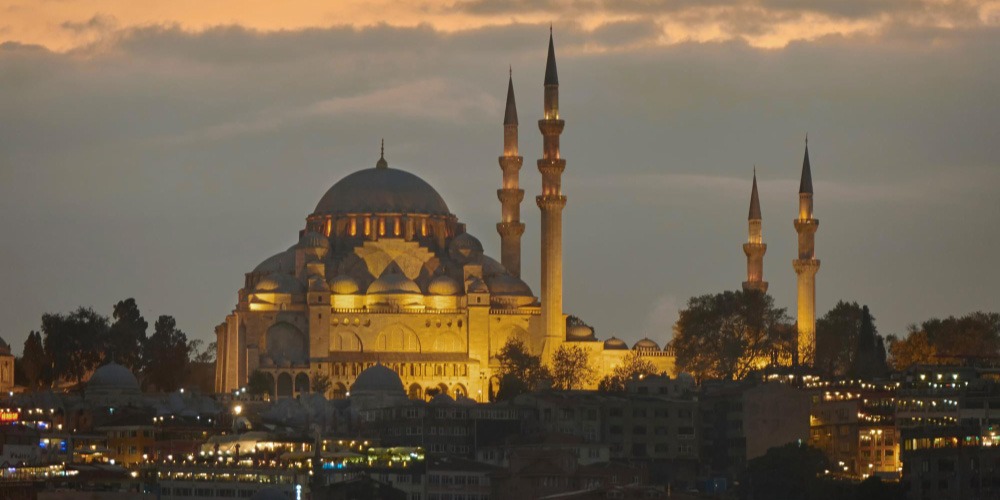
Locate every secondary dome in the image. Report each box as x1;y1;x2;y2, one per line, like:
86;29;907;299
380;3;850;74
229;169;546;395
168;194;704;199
368;272;421;295
567;324;595;340
352;364;405;394
428;275;462;296
313;167;450;216
88;362;140;392
604;337;628;350
486;274;533;296
633;338;660;351
329;275;361;295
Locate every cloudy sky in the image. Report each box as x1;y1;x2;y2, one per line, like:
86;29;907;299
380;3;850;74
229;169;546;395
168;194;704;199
1;1;998;354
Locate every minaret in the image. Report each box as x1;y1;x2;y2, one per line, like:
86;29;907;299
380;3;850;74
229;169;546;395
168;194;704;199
537;28;567;362
743;168;768;293
497;68;525;277
793;138;820;366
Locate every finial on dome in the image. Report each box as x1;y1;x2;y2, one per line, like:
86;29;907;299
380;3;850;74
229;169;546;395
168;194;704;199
376;138;388;169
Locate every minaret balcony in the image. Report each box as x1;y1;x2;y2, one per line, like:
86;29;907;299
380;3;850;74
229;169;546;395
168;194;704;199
497;188;525;204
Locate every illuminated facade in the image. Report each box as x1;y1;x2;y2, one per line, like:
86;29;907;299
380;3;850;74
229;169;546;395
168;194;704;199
214;31;675;399
0;337;13;393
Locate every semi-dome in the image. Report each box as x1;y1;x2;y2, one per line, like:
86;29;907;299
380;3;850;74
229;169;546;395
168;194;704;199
296;231;329;249
88;362;140;392
253;250;294;275
428;275;462;296
329;275;361;295
604;337;628;350
313;167;450;216
633;338;660;351
352;364;405;394
486;274;533;296
254;274;303;294
368;272;421;295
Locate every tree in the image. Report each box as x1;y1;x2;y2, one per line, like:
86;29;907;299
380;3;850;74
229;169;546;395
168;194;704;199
42;307;109;383
816;301;889;378
597;351;657;392
815;301;865;377
189;340;217;364
142;315;191;392
495;338;550;400
739;443;830;500
107;298;148;371
21;331;48;390
888;312;1000;369
311;373;332;396
887;331;937;370
672;290;791;381
850;305;889;379
247;370;275;397
551;345;596;390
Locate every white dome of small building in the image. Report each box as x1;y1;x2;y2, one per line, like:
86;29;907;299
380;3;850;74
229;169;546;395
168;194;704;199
352;364;405;395
86;362;143;405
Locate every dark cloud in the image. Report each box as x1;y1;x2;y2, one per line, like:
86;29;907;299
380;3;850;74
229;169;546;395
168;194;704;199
0;21;997;353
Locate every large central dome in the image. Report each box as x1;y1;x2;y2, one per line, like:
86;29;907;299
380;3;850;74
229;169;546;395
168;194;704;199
313;166;450;216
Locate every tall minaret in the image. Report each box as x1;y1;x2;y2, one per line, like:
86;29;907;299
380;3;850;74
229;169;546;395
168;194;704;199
793;139;820;366
497;69;525;277
537;28;567;362
743;168;768;293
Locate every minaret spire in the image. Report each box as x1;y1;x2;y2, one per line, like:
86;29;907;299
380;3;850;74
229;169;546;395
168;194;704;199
743;168;767;293
376;138;388;169
497;69;525;277
793;137;820;367
537;28;567;363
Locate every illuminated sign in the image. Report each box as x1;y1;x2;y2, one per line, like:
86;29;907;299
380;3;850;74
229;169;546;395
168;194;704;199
0;411;20;423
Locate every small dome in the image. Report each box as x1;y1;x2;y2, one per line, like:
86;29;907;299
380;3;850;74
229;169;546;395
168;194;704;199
296;231;330;249
255;274;303;294
466;276;489;294
88;362;140;392
352;364;405;394
368;272;421;295
604;337;628;350
249;487;291;500
253;250;294;274
448;233;484;263
329;275;360;295
486;274;533;296
567;325;595;341
428;275;462;296
633;338;660;351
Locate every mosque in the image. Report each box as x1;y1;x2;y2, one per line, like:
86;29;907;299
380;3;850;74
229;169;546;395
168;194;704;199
214;30;820;399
